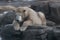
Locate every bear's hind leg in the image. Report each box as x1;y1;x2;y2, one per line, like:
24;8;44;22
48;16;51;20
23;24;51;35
38;12;46;26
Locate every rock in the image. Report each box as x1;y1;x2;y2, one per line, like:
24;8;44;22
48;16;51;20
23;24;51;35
0;10;16;26
0;24;22;40
46;20;56;26
49;2;60;24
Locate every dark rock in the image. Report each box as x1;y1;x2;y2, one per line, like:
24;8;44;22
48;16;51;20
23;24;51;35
0;11;16;26
0;24;22;40
53;26;60;40
49;2;60;24
46;20;56;26
47;29;56;40
21;26;47;40
0;25;47;40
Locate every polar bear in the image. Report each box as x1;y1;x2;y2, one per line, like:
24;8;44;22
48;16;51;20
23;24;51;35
16;7;46;31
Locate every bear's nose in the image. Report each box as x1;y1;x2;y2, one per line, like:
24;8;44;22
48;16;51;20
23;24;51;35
16;15;23;22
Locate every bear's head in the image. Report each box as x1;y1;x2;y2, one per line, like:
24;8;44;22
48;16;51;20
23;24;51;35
16;7;30;22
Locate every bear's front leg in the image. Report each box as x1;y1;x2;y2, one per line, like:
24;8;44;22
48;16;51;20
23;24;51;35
20;20;32;31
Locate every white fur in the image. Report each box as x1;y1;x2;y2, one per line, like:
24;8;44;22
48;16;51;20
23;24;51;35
38;12;46;25
16;15;23;22
16;7;46;31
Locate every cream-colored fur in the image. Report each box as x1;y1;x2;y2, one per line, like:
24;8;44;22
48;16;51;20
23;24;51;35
16;7;46;31
13;20;20;31
0;5;16;11
38;12;46;25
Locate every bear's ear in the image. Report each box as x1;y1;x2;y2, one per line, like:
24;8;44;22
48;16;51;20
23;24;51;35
23;10;26;13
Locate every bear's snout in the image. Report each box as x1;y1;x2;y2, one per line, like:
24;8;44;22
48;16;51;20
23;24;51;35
16;15;23;23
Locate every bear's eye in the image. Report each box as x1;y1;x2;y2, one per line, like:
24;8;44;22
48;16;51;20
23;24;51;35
23;10;26;12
